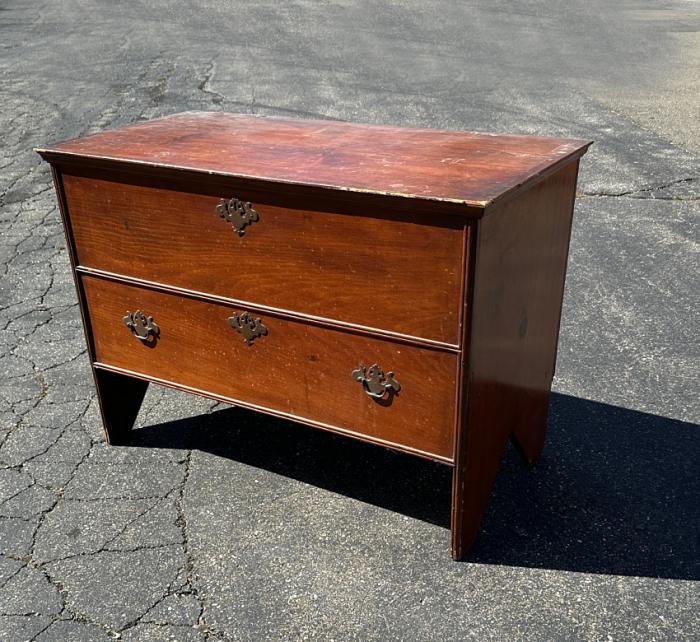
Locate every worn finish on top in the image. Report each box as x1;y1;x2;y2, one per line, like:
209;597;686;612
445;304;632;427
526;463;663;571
37;111;591;208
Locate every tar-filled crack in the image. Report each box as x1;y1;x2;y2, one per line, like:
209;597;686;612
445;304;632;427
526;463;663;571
198;60;225;107
578;176;698;200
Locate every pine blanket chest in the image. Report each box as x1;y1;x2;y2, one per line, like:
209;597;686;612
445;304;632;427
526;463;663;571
37;112;591;559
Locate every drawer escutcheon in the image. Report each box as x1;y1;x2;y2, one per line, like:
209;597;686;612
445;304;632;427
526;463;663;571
352;364;401;400
215;198;259;236
228;311;268;346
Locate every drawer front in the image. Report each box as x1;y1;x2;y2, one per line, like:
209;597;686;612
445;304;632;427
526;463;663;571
82;275;458;461
63;172;464;345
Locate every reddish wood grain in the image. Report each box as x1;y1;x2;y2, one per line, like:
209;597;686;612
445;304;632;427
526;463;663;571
82;274;459;462
62;171;465;344
37;112;590;559
451;161;580;559
37;112;591;208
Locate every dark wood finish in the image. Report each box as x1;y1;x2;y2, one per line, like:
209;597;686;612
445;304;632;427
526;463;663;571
93;368;149;444
451;162;580;559
37;112;591;559
62;171;465;344
36;112;591;209
81;274;459;462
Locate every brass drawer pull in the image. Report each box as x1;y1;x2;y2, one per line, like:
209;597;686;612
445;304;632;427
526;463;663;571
228;311;268;346
352;364;401;399
123;310;160;343
216;197;259;236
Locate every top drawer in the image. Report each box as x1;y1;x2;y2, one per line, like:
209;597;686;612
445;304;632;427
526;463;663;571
61;171;465;344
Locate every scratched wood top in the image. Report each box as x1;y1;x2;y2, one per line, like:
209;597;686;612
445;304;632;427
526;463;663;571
37;112;591;208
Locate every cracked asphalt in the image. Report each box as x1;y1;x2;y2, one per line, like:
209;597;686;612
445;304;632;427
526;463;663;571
1;1;699;640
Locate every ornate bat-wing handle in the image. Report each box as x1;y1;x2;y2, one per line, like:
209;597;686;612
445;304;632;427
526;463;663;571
352;363;401;399
123;310;160;342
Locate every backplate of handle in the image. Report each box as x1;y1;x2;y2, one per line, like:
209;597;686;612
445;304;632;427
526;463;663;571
351;364;401;399
227;311;268;346
216;198;259;236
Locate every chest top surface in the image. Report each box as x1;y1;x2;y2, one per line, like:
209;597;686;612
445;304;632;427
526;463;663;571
37;112;591;210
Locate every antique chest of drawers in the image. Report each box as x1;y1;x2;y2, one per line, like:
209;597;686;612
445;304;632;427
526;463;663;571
37;112;591;559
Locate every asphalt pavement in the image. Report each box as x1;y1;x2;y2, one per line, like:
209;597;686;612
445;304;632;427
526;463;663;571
1;1;698;640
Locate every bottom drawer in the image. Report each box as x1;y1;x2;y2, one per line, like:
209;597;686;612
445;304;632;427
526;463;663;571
82;276;458;461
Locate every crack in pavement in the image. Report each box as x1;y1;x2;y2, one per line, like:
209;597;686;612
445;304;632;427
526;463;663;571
198;60;225;106
115;450;201;637
577;176;698;200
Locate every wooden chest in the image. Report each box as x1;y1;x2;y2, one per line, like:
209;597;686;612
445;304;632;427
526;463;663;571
37;112;591;559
